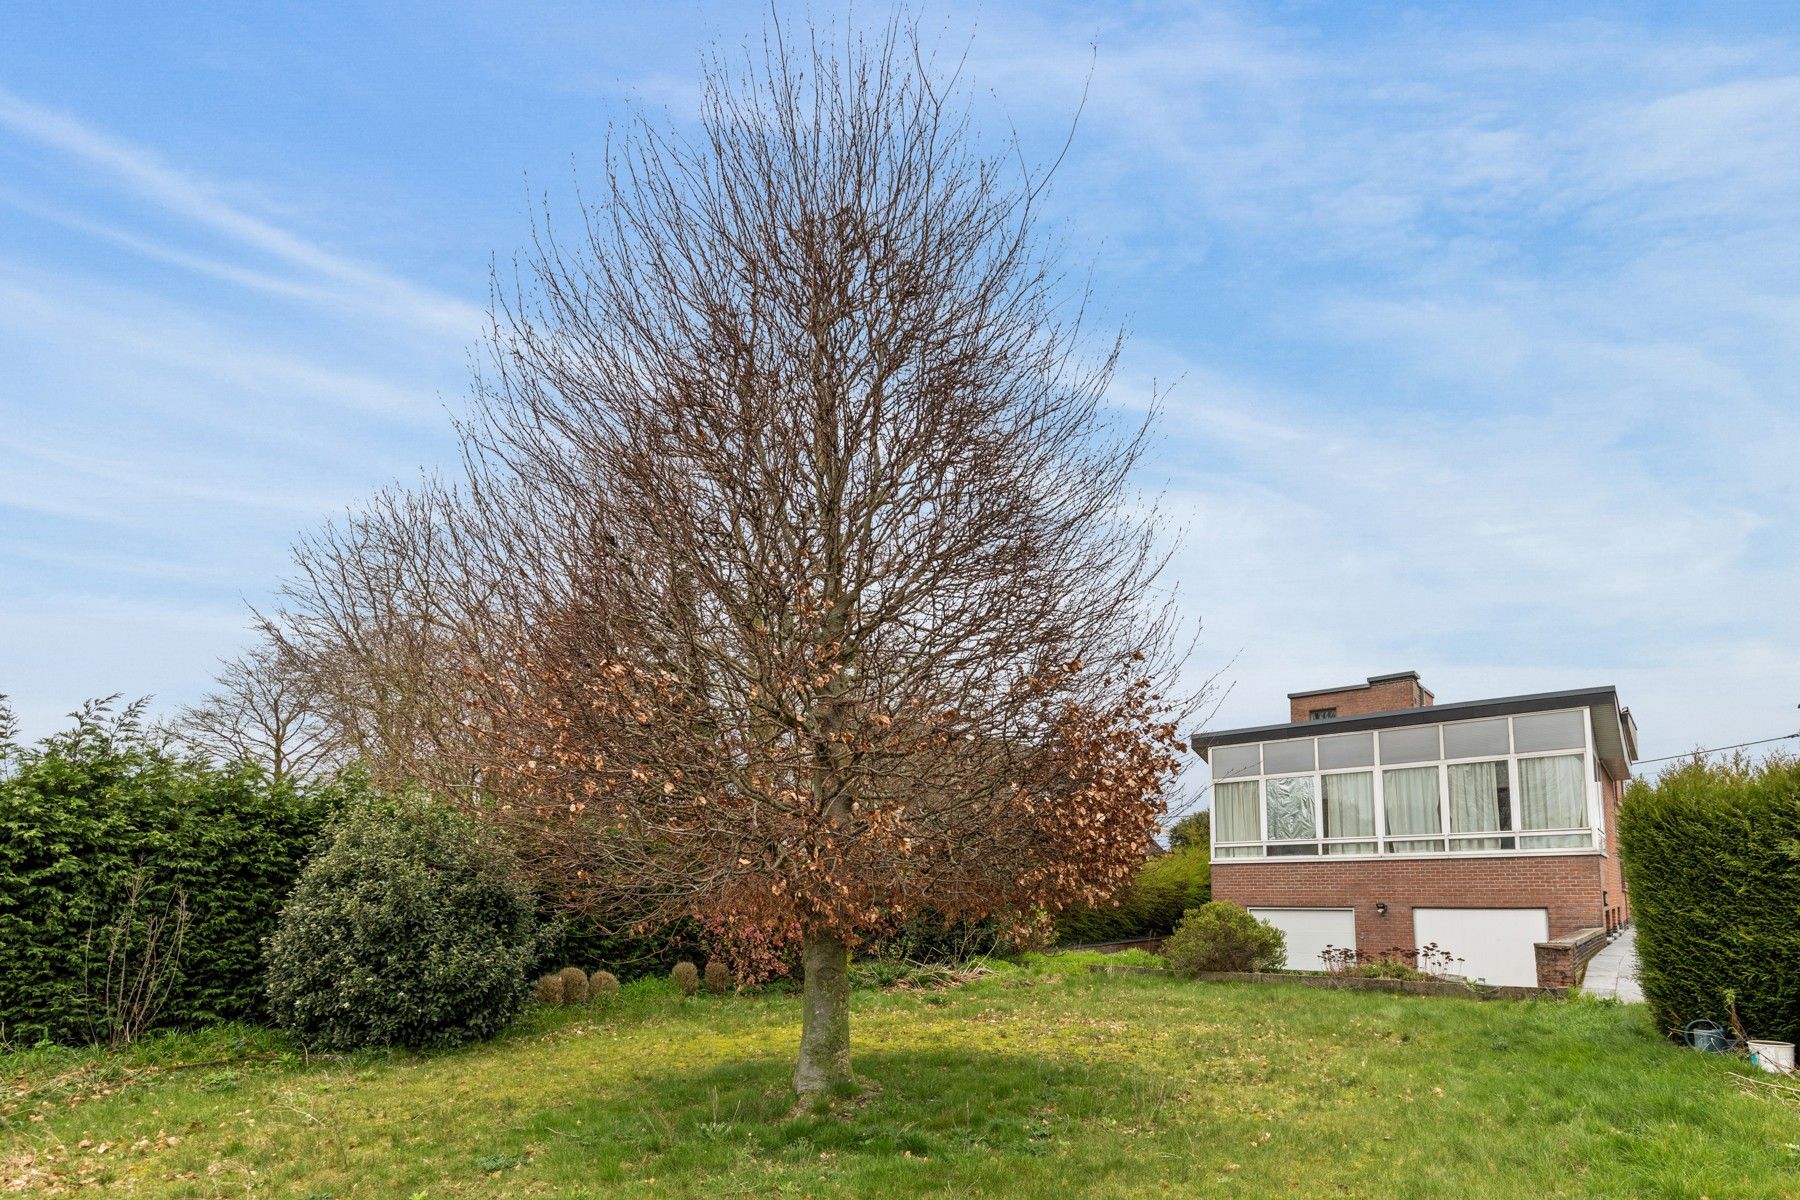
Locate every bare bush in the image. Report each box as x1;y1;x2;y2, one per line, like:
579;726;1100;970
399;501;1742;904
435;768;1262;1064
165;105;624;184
83;872;190;1050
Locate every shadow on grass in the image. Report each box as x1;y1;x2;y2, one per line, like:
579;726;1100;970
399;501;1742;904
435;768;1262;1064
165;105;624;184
514;1046;1158;1186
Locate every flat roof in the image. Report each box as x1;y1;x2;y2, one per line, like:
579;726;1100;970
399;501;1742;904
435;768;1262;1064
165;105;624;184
1188;685;1637;779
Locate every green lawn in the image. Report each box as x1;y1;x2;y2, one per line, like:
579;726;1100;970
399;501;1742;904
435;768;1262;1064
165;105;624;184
4;955;1795;1198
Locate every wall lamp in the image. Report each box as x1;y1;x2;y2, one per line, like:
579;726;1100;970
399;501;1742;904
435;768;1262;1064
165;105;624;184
1375;902;1389;917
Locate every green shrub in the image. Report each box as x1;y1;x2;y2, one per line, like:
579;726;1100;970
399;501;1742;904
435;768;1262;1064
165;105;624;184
671;961;699;995
0;698;350;1045
1167;811;1209;853
703;959;731;994
1054;846;1210;945
588;970;620;999
1619;754;1800;1044
265;796;538;1049
1162;902;1285;975
556;966;589;1004
533;974;565;1006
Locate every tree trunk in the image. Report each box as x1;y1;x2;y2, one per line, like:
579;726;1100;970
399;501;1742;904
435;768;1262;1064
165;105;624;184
793;934;853;1097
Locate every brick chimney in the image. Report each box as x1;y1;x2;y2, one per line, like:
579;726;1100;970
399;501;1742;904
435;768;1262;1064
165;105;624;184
1286;672;1434;724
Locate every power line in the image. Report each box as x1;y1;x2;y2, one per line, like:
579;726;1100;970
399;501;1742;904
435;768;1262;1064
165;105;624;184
1637;731;1800;765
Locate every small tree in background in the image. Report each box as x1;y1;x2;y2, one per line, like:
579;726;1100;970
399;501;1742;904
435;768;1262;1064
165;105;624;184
260;484;511;791
1167;810;1210;852
171;643;343;785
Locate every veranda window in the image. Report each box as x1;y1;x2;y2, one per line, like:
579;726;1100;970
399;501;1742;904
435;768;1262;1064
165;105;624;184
1447;760;1512;850
1322;771;1376;855
1214;780;1261;858
1209;709;1601;859
1264;776;1318;855
1518;754;1589;847
1382;765;1443;853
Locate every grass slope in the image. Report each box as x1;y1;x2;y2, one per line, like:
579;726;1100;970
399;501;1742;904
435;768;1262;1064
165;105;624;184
4;955;1796;1198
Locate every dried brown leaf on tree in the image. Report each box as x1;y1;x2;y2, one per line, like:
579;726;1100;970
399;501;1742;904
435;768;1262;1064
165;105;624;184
264;11;1205;1099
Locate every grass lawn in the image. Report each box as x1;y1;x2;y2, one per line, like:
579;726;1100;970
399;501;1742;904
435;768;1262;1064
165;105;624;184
4;954;1796;1198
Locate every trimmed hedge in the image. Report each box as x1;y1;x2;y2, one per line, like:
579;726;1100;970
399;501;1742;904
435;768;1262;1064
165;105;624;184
1618;755;1800;1044
1054;846;1210;945
0;701;349;1045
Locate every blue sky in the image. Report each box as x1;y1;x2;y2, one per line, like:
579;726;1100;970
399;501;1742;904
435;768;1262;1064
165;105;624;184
2;3;1796;769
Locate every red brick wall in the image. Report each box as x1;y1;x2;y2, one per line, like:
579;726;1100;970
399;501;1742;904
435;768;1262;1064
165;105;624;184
1597;773;1630;929
1287;676;1434;723
1212;854;1607;956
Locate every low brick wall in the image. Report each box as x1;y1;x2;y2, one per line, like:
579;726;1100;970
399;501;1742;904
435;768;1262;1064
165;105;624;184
1091;964;1564;1001
1533;926;1610;989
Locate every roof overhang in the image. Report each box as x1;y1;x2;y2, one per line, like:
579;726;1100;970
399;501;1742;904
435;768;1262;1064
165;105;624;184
1189;685;1638;780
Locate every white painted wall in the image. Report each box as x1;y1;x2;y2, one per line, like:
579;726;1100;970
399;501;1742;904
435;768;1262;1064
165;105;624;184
1412;907;1549;988
1248;907;1357;972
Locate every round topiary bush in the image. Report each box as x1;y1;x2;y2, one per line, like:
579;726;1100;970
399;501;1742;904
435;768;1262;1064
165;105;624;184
671;961;699;995
557;965;590;1004
703;958;732;994
589;969;620;999
266;796;538;1050
1162;901;1286;975
534;974;566;1006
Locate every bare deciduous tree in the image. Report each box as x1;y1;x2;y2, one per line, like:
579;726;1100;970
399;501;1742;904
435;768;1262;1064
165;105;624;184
258;479;545;790
171;644;342;784
271;15;1195;1098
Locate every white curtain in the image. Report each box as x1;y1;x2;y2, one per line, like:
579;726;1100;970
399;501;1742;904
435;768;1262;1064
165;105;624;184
1382;766;1441;836
1214;780;1260;843
1448;760;1506;850
1323;772;1375;837
1520;754;1586;830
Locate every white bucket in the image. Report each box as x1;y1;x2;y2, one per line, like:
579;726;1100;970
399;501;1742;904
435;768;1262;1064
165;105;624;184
1748;1039;1796;1074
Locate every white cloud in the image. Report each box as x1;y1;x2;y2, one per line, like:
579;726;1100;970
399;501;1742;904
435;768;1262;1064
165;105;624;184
938;7;1800;769
0;85;485;339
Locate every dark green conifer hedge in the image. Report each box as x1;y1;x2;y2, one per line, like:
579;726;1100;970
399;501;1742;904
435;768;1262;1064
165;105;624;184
1618;755;1800;1044
0;699;347;1045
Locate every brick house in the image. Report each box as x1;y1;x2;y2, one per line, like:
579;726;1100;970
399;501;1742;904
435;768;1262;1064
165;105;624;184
1189;672;1638;988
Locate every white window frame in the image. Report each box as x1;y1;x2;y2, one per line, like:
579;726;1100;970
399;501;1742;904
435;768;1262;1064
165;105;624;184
1210;707;1604;861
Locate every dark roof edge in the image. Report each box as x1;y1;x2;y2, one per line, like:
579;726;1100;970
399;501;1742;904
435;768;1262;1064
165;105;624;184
1189;686;1621;753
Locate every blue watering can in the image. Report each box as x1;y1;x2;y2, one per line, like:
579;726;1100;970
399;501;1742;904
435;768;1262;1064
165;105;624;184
1683;1019;1738;1053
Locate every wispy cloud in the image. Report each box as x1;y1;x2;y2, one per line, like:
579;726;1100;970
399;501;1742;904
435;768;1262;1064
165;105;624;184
0;86;476;739
955;6;1800;761
0;84;485;339
0;183;357;308
0;269;449;428
2;2;1795;767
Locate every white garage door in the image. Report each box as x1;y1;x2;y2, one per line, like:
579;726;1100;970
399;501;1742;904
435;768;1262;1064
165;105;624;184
1412;908;1549;988
1247;908;1356;972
